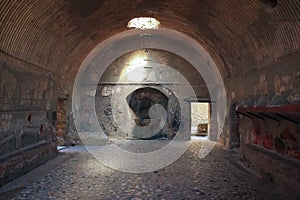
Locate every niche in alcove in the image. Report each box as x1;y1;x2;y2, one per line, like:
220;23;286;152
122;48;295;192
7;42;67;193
127;87;168;127
126;87;182;139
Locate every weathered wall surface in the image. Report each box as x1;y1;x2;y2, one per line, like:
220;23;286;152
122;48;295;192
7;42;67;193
240;142;300;198
229;56;300;107
227;55;300;197
95;85;183;139
76;49;209;140
220;55;300;146
0;53;58;186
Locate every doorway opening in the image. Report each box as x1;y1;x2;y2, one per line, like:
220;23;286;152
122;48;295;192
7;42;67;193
191;102;210;140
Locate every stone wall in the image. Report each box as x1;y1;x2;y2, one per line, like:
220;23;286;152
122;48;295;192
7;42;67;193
220;55;300;146
0;53;58;186
229;55;300;107
76;49;209;140
229;55;300;196
240;143;300;198
95;85;182;139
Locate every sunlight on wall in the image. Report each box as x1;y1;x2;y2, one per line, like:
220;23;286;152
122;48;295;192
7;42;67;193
126;57;146;81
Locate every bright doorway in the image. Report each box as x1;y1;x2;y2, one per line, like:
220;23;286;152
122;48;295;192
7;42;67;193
191;102;210;139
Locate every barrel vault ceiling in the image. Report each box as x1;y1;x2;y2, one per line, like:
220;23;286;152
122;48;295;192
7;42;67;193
0;0;299;81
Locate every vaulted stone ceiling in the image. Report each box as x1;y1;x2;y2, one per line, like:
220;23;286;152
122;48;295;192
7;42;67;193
0;0;299;82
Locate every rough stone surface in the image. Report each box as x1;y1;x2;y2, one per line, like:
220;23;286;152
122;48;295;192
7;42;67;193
0;142;57;187
92;49;205;140
237;104;300;197
2;139;292;200
0;53;58;186
240;143;300;198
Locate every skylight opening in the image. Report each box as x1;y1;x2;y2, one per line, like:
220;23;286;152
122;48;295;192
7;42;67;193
127;17;160;29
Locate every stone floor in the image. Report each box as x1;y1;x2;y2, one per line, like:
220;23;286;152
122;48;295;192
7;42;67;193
0;138;291;200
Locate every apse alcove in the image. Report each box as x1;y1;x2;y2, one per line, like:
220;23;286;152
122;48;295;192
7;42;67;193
127;87;168;127
95;48;204;140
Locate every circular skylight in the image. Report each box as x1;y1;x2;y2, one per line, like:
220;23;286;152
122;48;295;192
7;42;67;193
127;17;160;29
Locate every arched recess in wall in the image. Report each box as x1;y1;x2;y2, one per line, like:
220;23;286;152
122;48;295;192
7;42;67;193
73;27;227;139
94;48;210;140
72;28;227;172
